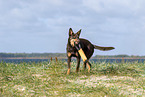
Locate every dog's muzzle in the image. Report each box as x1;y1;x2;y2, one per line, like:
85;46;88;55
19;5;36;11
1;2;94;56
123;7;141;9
70;39;80;47
74;42;88;63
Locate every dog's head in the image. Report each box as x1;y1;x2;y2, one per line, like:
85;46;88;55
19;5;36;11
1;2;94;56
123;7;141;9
68;28;81;47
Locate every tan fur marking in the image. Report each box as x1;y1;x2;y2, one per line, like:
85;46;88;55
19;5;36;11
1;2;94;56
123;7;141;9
70;39;78;47
67;52;71;57
87;63;91;73
67;68;70;75
75;52;78;57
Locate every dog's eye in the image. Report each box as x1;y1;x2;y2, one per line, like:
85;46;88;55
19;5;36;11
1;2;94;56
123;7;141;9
70;36;75;39
70;36;73;39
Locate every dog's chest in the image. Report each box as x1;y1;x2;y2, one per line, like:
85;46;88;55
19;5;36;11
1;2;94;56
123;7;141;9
67;46;77;52
67;46;79;56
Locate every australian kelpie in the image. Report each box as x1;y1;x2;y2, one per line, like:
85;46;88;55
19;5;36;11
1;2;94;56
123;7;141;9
66;28;115;74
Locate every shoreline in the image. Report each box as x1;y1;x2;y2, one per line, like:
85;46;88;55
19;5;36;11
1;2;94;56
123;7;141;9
1;57;145;59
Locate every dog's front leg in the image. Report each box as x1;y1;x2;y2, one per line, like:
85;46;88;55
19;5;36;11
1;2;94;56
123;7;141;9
76;56;81;72
67;57;71;75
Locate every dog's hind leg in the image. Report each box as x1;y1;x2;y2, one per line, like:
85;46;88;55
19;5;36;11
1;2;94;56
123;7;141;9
86;61;91;73
76;57;81;72
83;61;91;72
83;63;86;70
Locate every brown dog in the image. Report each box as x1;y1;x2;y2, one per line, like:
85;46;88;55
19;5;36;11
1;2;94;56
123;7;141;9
66;28;115;74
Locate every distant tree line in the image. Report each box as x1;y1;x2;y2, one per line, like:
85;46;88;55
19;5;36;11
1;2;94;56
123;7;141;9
94;54;143;58
0;53;67;58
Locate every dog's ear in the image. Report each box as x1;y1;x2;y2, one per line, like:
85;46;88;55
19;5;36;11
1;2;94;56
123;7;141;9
69;28;74;36
76;29;81;37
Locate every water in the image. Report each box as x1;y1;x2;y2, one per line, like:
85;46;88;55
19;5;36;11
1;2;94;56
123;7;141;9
0;58;145;63
90;59;145;63
0;59;50;63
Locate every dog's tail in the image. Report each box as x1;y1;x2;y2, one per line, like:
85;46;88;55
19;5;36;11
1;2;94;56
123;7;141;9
93;45;115;51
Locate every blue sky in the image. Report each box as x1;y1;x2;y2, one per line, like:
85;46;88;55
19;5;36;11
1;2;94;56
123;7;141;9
0;0;145;56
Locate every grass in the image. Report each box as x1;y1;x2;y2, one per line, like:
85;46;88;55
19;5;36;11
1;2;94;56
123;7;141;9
0;60;145;97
